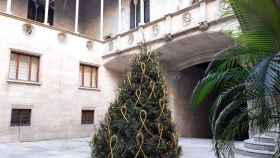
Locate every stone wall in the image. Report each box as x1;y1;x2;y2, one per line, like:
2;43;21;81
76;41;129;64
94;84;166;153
0;15;109;143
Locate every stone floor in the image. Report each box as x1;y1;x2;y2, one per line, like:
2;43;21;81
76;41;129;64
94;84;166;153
0;137;249;158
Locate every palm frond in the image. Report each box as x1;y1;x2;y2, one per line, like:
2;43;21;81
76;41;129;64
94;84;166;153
228;0;280;52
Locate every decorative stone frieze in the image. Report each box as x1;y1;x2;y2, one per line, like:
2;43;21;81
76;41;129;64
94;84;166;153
152;24;160;37
182;12;192;26
86;40;94;50
128;33;134;45
198;21;209;31
57;32;67;42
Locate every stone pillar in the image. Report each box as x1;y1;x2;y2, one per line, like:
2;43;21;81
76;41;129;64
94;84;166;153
6;0;12;14
75;0;80;33
118;0;122;34
199;0;207;23
44;0;50;24
100;0;104;40
140;0;144;25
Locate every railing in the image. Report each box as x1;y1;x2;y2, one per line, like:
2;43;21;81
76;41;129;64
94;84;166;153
103;0;232;57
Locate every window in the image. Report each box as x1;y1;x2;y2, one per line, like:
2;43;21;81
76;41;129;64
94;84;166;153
130;0;150;29
27;0;55;25
9;52;40;82
81;110;95;124
10;109;32;126
80;64;98;88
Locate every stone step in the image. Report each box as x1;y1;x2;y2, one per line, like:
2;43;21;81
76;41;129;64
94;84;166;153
254;135;275;144
235;144;275;158
244;139;275;152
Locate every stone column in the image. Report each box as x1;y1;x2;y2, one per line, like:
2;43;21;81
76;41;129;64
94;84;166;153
140;0;144;25
199;0;207;23
44;0;50;24
75;0;80;33
118;0;122;34
100;0;104;40
6;0;12;14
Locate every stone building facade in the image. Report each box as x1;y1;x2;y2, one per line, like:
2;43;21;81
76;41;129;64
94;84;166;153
0;0;238;143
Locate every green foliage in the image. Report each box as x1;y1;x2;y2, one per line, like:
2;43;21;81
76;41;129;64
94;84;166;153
91;46;181;158
192;0;280;157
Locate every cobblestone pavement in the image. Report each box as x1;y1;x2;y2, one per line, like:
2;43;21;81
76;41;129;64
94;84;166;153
0;138;249;158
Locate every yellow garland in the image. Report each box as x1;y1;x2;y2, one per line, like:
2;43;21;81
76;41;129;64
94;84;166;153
134;132;146;158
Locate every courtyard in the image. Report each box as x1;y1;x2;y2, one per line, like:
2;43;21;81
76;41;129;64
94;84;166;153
0;138;249;158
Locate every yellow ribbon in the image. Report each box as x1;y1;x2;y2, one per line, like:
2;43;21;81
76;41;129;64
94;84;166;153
139;110;152;135
134;132;146;158
156;64;161;79
135;89;143;106
107;115;112;136
148;81;156;99
121;105;128;122
140;63;146;80
157;124;164;148
158;99;166;119
147;51;153;62
127;72;132;87
108;135;118;158
172;133;178;149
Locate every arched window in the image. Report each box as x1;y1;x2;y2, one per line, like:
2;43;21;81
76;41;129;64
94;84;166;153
130;0;150;29
27;0;55;25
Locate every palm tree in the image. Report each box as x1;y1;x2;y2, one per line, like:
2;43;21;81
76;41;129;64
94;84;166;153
192;0;280;157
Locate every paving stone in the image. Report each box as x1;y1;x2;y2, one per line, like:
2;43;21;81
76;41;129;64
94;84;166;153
0;138;252;158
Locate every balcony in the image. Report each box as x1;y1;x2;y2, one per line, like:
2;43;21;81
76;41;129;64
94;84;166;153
102;0;237;57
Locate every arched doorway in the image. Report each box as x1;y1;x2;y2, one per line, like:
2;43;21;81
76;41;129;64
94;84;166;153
173;62;213;138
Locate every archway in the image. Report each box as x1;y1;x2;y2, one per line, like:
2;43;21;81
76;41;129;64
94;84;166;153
173;62;213;138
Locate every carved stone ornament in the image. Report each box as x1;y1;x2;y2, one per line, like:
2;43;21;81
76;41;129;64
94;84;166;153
164;33;174;42
22;23;34;36
198;21;209;31
220;0;231;11
57;32;67;42
86;40;94;50
182;12;192;26
128;33;134;45
152;24;160;37
220;0;232;14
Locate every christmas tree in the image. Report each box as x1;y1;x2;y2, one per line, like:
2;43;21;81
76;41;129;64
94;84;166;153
91;46;181;158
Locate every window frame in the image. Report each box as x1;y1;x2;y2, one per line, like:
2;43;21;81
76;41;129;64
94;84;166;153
27;0;55;25
79;64;99;89
81;110;95;125
9;51;40;82
10;109;32;127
